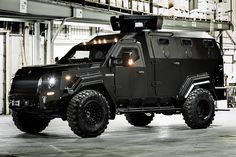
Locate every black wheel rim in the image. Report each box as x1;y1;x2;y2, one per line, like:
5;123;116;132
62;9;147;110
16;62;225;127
196;100;212;120
82;101;104;126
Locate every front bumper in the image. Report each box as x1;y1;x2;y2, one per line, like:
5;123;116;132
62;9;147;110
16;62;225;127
9;92;67;116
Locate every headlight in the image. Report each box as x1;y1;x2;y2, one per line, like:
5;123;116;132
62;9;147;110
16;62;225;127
48;77;56;88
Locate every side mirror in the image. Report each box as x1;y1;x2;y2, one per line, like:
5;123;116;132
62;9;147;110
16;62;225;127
55;57;59;63
122;52;133;67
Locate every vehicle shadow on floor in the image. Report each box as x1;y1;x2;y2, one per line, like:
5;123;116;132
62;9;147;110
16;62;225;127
13;124;222;140
14;133;76;139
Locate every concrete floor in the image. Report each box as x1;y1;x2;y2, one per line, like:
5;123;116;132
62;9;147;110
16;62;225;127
0;110;236;157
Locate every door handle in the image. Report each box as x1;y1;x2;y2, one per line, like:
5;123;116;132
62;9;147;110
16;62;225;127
173;62;180;65
137;71;145;74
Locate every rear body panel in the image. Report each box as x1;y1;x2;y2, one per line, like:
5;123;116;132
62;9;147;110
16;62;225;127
145;31;224;101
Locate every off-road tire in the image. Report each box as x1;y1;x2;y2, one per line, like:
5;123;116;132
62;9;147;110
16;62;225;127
125;113;154;126
67;90;110;138
12;111;50;134
182;88;215;129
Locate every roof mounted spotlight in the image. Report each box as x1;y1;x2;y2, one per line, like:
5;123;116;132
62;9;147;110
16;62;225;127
110;15;163;33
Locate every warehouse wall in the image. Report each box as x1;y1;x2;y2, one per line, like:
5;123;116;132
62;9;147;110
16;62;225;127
233;0;236;32
224;0;236;85
0;33;33;114
9;35;24;75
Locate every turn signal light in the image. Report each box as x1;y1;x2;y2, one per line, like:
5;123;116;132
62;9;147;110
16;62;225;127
47;92;55;96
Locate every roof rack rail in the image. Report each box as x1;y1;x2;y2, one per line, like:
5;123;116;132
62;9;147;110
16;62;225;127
110;15;163;33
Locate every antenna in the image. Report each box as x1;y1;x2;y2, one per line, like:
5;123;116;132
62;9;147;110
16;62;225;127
110;15;163;33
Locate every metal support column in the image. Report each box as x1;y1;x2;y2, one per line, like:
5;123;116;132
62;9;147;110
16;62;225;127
47;20;54;64
90;27;97;36
5;31;10;115
219;31;223;52
24;22;30;65
149;0;153;14
33;22;41;65
230;0;233;23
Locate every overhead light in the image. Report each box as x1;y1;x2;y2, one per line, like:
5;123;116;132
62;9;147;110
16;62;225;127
114;38;118;42
103;39;107;43
93;40;97;44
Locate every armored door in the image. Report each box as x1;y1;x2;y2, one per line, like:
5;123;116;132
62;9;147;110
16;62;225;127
114;42;147;99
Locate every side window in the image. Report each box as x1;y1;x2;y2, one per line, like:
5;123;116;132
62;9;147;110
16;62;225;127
203;39;219;59
203;40;214;48
181;39;193;58
181;39;192;46
117;47;140;62
115;45;144;67
74;50;90;59
158;38;170;58
159;38;169;45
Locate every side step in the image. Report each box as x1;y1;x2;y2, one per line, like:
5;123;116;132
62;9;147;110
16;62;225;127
117;106;182;114
215;108;230;111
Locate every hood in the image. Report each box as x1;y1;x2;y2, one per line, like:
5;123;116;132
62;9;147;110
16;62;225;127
15;63;102;77
23;64;79;70
21;63;100;71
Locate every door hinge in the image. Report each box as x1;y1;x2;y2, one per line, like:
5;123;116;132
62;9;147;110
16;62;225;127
150;60;158;64
152;81;161;87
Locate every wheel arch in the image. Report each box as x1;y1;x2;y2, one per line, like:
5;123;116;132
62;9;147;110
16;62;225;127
179;73;217;100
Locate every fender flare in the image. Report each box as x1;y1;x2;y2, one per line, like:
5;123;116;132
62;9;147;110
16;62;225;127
184;80;211;98
73;79;116;103
179;73;217;99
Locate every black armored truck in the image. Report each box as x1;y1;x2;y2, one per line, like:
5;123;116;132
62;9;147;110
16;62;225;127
9;15;226;138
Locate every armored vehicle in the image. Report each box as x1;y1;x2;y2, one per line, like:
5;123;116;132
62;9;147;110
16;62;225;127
9;15;226;137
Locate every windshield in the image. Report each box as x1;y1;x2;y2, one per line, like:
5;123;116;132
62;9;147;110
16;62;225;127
59;43;113;64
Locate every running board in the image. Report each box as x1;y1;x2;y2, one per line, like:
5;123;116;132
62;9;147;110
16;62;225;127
215;108;230;111
117;107;182;114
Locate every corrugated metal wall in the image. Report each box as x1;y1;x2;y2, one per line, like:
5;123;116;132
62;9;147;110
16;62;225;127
0;34;5;114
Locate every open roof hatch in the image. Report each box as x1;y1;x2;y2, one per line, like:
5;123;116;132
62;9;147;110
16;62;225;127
110;15;163;33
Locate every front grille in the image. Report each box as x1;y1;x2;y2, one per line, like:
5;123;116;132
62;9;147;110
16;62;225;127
10;68;43;97
11;80;39;96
